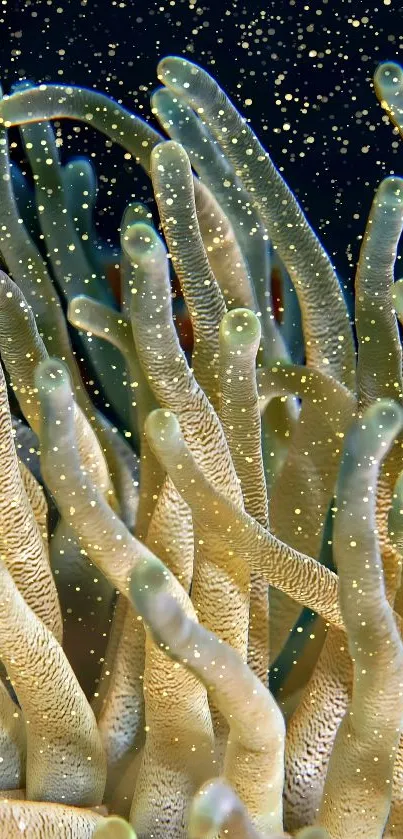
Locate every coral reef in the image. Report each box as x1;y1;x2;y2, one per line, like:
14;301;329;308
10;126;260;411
0;54;401;838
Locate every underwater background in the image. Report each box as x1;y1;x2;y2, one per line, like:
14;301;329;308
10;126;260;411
1;0;402;284
0;0;403;837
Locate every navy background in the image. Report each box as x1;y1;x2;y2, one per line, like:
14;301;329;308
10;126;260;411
1;0;402;283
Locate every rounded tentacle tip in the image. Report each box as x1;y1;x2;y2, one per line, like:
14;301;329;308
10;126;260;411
377;175;403;207
145;408;181;449
34;358;73;417
67;294;90;323
342;399;403;475
374;61;403;95
188;779;240;839
130;554;167;601
220;307;261;351
364;397;403;437
157;56;199;88
151;138;189;167
129;555;183;647
93;816;137;838
150;86;175;115
121;220;164;263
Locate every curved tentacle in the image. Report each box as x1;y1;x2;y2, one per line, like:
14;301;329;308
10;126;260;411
219;309;269;681
145;409;342;626
35;358;214;839
156;56;355;391
130;550;285;836
319;401;403;839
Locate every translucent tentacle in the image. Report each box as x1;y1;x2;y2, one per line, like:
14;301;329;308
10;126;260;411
130;552;285;836
62;156;107;279
150;140;226;407
0;110;125;480
219;309;269;681
126;222;250;661
119;217;166;538
258;363;355;659
0;271;111;493
374;61;403;139
0;116;82;365
121;217;195;585
18;115;130;428
96;604;145;818
193;178;256;312
188;779;266;839
355;176;403;409
93;816;137;838
145;409;341;626
156;56;356;391
19;117;112;304
0;83;161;168
0;361;62;640
0;558;106;806
319;401;403;839
354;178;403;604
151;86;271;325
49;519;114;700
259;364;355;555
35;358;214;839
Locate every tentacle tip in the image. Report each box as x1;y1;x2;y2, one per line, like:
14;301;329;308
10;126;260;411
378;175;403;206
145;408;181;448
129;554;168;610
67;294;89;319
129;556;182;647
374;60;403;94
121;221;162;261
157;55;198;87
34;357;71;398
150;138;188;167
367;397;403;430
93;816;137;838
220;307;261;349
189;780;237;839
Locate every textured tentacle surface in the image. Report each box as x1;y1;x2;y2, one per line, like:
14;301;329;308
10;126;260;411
355;176;403;410
130;548;285;837
188;779;265;839
156;56;356;391
127;221;250;661
145;409;341;626
0;50;402;839
0;558;106;806
35;358;214;839
150;141;226;408
218;309;269;681
0;361;62;640
319;401;403;839
0;800;102;837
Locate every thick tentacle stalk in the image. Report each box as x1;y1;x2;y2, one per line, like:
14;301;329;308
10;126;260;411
130;544;285;836
156;56;356;391
319;401;403;839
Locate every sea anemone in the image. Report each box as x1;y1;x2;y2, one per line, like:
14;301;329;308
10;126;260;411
0;54;401;839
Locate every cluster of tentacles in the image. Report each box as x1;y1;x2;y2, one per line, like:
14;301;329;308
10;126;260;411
0;53;402;839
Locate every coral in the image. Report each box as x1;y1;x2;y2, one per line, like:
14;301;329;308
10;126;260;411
0;52;401;839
